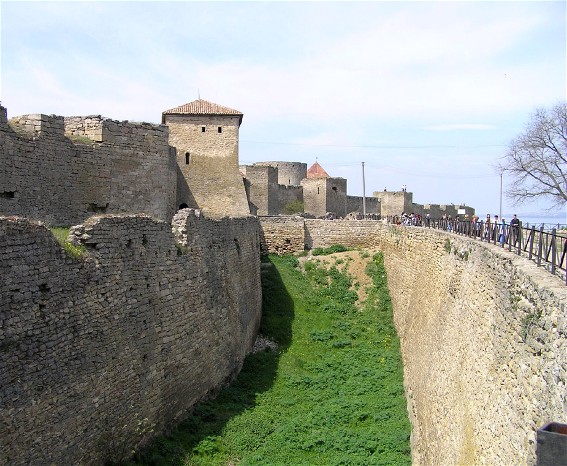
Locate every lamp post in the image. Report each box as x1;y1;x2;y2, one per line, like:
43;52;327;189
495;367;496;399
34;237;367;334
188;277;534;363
362;162;367;217
500;172;503;221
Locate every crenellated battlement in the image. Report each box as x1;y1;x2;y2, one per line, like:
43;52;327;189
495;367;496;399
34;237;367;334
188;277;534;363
64;115;170;150
8;113;66;139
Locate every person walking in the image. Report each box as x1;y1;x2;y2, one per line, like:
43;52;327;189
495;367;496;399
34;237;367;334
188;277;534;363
484;214;491;240
510;214;520;246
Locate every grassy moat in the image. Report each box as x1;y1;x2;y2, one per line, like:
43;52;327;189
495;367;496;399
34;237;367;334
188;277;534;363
132;249;411;466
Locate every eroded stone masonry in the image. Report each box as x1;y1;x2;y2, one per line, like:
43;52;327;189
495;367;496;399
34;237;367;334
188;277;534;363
1;211;261;464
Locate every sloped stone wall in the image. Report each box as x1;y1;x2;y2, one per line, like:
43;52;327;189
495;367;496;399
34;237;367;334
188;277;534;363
261;217;567;465
0;210;262;465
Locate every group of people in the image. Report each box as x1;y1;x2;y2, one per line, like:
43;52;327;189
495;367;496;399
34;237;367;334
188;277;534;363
390;212;522;246
396;212;422;226
481;213;521;245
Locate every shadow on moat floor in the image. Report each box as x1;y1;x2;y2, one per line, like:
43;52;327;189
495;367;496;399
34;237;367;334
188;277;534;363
130;256;294;465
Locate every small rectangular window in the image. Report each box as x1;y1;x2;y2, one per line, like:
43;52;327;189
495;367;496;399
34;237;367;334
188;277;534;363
218;126;222;133
201;126;206;132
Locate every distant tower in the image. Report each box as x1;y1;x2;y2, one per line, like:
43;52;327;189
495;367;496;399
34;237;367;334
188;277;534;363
302;161;347;217
162;99;250;216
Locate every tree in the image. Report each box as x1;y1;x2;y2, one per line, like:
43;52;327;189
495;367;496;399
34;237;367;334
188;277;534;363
498;102;567;210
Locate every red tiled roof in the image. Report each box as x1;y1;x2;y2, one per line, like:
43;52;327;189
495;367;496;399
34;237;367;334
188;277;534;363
162;99;243;124
307;161;330;178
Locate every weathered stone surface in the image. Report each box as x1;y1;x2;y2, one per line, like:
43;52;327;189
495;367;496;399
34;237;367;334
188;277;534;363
0;211;262;465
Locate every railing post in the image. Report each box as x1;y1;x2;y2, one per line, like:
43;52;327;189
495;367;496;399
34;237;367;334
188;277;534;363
516;221;522;255
528;225;534;259
537;226;544;267
551;229;557;275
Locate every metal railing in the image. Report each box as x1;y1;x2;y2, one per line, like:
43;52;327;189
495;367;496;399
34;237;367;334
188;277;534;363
387;216;567;285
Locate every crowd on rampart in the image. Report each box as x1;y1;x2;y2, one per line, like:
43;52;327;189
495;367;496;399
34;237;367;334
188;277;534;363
387;211;567;284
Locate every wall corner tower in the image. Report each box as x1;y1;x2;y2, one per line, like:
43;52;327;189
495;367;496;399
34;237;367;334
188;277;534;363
162;99;250;217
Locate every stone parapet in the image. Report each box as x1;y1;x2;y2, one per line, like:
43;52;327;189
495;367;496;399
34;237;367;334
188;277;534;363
64;116;170;149
8;113;65;138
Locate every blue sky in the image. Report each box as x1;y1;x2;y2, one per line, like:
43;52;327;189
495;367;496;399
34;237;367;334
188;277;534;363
2;1;566;220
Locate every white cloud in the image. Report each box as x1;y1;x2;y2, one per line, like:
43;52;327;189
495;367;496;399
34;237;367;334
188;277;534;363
424;124;497;131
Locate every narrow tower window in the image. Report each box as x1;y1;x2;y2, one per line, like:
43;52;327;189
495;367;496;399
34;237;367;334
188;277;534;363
185;152;190;164
317;187;320;194
218;126;222;133
201;126;206;132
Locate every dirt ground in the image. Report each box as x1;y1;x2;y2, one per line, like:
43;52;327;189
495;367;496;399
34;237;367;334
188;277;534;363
298;249;377;305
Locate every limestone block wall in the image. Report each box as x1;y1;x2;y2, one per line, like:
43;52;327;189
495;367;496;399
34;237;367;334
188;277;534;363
0;110;176;225
420;203;475;219
261;218;567;465
0;211;262;465
373;191;414;217
240;165;279;215
325;178;348;218
301;178;327;217
276;184;303;213
301;177;348;218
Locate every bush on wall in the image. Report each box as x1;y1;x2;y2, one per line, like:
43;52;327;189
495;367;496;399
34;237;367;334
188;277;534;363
283;200;304;215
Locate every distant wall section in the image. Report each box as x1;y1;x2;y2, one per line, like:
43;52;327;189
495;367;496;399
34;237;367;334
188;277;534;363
0;109;177;225
346;195;380;215
302;177;348;217
253;161;307;186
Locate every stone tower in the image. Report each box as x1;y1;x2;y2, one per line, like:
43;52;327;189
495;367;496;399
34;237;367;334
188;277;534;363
302;162;348;217
162;99;250;217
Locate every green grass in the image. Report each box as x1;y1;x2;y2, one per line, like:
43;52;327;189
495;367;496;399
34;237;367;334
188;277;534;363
50;226;87;259
133;252;410;466
311;244;349;256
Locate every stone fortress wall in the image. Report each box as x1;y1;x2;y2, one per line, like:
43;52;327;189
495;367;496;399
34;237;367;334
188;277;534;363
0;108;177;226
0;100;473;225
373;190;475;219
242;161;472;220
0;210;262;465
259;216;567;465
